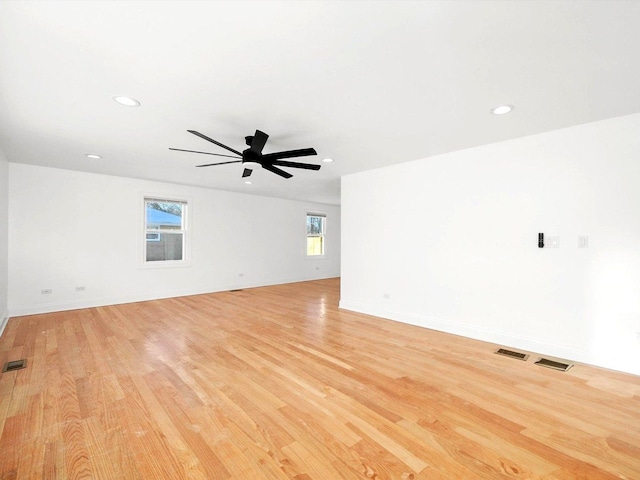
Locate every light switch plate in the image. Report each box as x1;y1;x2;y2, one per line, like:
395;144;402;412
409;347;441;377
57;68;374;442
578;235;589;248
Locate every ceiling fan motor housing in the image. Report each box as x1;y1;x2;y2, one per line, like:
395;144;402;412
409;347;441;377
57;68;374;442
242;148;262;169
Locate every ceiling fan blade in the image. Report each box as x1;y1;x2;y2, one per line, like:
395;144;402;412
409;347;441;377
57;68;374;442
188;130;243;156
169;148;241;159
242;168;253;178
271;160;321;170
195;160;242;167
261;148;317;161
263;164;293;179
250;130;269;154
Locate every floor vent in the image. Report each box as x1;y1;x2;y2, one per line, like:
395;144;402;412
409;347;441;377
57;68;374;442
535;357;573;372
495;348;529;361
2;359;27;373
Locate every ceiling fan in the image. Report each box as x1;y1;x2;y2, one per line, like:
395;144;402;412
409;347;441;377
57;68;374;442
170;129;321;179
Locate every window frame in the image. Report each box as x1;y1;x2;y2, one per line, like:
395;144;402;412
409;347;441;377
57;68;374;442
305;211;327;258
142;196;190;268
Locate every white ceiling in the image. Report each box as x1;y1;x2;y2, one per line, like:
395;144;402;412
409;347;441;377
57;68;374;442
1;1;639;205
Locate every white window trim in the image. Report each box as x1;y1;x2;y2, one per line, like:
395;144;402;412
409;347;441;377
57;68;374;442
305;210;327;259
141;195;192;269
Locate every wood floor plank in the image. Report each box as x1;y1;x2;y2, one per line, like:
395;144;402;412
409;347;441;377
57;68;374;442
1;278;639;479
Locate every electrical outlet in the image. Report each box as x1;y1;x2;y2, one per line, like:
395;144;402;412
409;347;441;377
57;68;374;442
41;289;52;295
75;286;86;292
238;273;244;277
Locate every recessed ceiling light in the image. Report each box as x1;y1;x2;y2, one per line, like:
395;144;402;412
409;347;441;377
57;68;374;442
322;158;334;163
491;104;514;115
85;154;102;159
244;181;252;185
112;96;141;107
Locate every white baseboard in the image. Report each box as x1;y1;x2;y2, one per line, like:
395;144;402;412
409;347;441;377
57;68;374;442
0;310;9;337
338;299;596;369
8;274;340;318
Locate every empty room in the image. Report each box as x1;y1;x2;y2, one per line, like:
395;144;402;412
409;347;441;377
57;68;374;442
1;1;639;479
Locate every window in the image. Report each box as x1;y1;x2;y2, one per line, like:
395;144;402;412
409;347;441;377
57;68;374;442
144;198;187;263
306;213;326;256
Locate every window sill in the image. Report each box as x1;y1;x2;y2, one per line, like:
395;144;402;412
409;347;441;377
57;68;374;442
140;260;192;270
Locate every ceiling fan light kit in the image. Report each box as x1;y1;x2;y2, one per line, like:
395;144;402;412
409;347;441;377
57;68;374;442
170;129;321;179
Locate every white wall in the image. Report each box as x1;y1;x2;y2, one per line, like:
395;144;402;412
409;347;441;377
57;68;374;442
341;113;640;376
0;149;8;334
8;164;340;316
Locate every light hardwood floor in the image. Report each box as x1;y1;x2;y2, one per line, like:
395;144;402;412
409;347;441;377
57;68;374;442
1;278;639;479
